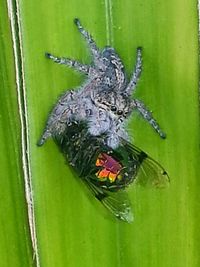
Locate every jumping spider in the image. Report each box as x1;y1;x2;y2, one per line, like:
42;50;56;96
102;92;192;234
38;18;166;149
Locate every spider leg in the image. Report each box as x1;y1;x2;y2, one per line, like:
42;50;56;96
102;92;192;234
45;52;95;75
131;99;166;139
106;122;129;149
124;47;142;95
74;18;101;62
37;90;77;146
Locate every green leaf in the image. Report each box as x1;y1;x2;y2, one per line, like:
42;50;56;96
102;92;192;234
0;0;33;266
2;0;200;266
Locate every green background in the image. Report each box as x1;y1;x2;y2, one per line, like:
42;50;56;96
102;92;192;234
0;0;199;266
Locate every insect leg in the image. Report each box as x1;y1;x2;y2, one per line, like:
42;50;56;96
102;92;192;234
45;52;95;75
131;99;166;139
37;90;77;146
124;47;142;95
74;18;101;62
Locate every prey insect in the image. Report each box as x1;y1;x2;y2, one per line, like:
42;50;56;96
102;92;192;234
38;18;169;223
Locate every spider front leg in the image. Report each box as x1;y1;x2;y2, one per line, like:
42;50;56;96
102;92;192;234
37;90;77;146
45;52;96;75
106;122;130;149
124;47;142;95
131;99;166;139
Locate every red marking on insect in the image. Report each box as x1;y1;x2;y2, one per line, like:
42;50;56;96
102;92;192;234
95;153;123;182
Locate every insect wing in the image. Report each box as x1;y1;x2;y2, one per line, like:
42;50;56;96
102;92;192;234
137;155;170;188
121;139;169;188
84;177;133;223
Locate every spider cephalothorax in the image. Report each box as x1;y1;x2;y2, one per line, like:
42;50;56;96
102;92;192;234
91;90;131;118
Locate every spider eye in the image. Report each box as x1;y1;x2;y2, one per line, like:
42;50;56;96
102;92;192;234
85;109;92;116
117;110;123;115
111;105;117;112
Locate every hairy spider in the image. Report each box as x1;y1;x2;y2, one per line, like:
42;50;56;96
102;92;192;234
38;18;166;149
